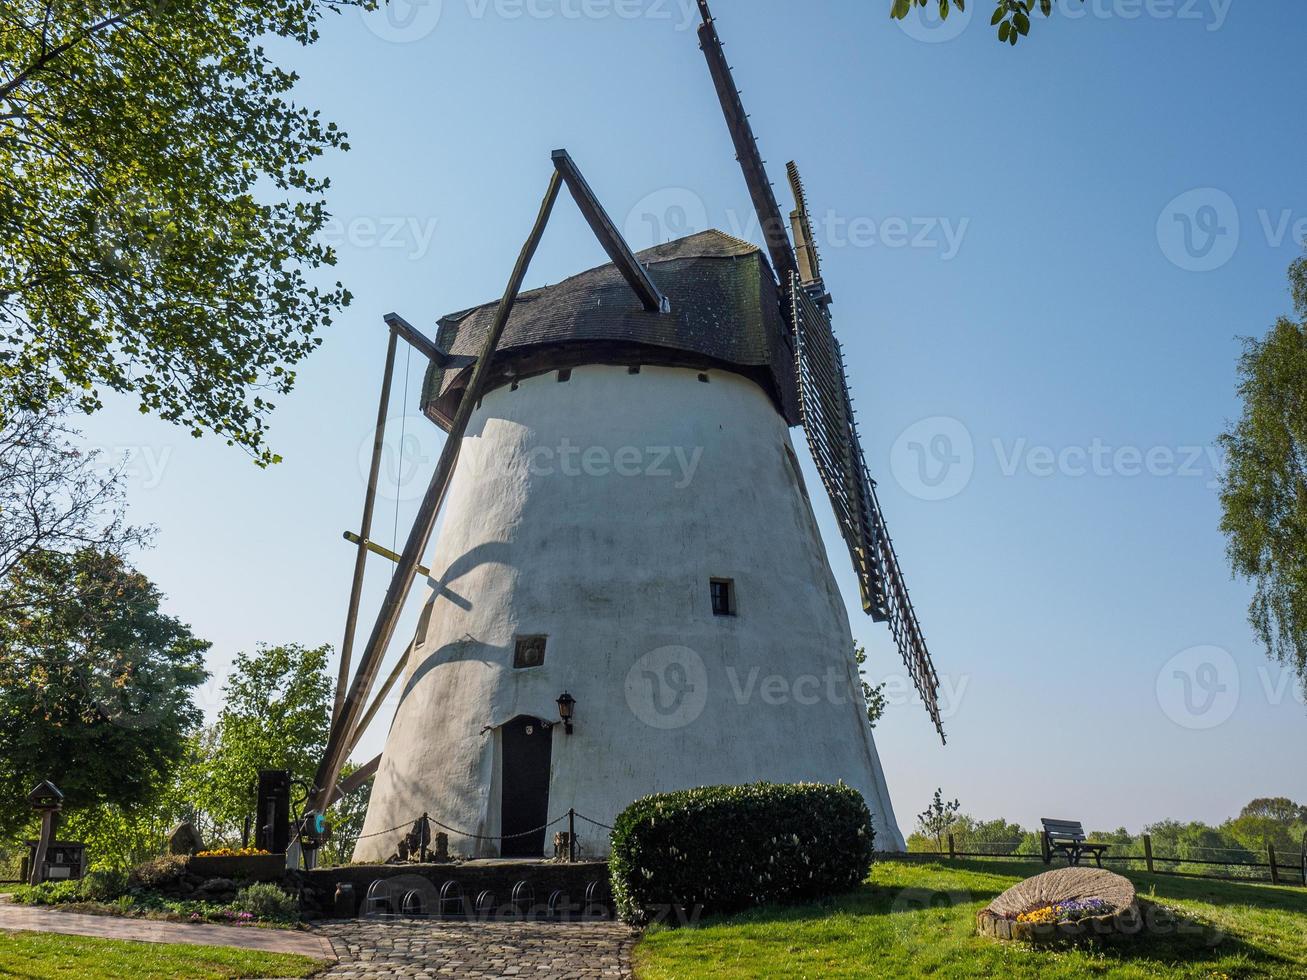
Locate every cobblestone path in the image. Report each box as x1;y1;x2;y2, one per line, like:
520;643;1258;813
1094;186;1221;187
311;918;636;979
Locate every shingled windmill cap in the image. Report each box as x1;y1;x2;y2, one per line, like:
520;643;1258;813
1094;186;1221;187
27;780;63;809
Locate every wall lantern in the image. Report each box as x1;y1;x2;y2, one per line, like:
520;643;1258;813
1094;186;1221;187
556;691;576;734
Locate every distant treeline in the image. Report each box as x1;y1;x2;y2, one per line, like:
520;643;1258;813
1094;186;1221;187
906;797;1307;875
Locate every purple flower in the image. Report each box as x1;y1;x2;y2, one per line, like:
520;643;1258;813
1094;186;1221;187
1054;898;1111;920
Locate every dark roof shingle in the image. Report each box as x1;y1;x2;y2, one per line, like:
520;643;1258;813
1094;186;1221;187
422;229;799;426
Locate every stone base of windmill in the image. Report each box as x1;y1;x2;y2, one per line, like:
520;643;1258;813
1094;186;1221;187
976;867;1142;943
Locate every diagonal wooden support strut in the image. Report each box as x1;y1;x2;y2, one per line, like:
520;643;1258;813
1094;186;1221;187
383;312;476;369
313;167;565;812
332;316;470;730
330;754;381;807
552;149;670;314
332;327;398;731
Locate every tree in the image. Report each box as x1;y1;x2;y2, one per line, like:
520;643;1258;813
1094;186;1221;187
0;548;208;838
0;0;361;465
915;788;962;851
1239;797;1307;825
0;400;147;589
1143;819;1257;868
1219;256;1307;703
952;815;1026;855
853;644;887;729
891;0;1084;46
200;642;331;840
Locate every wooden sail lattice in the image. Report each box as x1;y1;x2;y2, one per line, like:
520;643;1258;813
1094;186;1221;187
791;278;945;741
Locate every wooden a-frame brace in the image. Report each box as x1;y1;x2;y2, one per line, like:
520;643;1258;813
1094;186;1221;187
314;150;667;812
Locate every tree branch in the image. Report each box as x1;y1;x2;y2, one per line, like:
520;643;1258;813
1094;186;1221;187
0;8;143;102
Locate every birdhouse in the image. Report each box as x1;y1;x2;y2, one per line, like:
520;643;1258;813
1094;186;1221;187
26;780;63;812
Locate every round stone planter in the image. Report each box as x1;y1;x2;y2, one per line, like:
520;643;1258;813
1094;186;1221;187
185;854;286;882
976;867;1141;943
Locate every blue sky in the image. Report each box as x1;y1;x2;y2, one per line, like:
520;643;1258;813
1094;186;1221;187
79;0;1306;840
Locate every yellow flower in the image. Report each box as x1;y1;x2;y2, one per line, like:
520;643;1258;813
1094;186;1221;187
195;847;270;858
1016;905;1057;925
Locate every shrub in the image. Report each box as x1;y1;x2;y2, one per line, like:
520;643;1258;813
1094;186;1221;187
609;782;876;924
129;855;187;890
11;880;81;905
79;868;129;902
231;882;299;923
12;870;126;906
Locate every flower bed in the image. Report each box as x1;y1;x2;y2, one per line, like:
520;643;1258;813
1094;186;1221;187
975;866;1141;942
11;878;300;927
1016;897;1113;925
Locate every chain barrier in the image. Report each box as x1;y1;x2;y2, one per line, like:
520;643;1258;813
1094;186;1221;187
573;812;614;831
426;813;571;842
354;811;594;844
353;819;422;842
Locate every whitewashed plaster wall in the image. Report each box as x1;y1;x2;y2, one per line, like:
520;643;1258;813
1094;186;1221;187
354;364;906;859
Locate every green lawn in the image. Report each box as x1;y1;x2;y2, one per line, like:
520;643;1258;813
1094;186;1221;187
635;858;1307;979
0;931;325;979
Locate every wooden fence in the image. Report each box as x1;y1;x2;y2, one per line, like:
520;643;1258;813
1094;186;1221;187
892;834;1307;888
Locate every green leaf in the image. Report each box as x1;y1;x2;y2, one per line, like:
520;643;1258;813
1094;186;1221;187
991;5;1006;24
1015;9;1030;33
0;0;356;467
998;19;1011;40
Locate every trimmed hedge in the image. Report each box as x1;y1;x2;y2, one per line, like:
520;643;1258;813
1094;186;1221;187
609;782;875;924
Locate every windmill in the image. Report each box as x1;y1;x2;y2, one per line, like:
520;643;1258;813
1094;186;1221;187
315;0;942;861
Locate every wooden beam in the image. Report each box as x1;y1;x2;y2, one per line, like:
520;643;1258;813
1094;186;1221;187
384;312;476;369
342;531;431;579
311;167;565;812
346;644;412;758
329;754;381;807
332;328;398;731
696;0;797;285
552;149;669;314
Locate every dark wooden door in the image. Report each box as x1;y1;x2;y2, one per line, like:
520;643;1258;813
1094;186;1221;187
500;716;552;858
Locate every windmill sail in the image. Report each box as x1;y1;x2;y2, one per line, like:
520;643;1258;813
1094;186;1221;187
694;0;944;741
791;270;945;741
694;1;797;285
787;161;824;292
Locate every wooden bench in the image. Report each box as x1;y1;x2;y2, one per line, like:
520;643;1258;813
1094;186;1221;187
1040;818;1109;867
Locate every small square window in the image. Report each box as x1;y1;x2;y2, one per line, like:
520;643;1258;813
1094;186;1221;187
709;578;735;617
628;365;641;375
513;635;547;669
698;373;710;383
557;369;572;383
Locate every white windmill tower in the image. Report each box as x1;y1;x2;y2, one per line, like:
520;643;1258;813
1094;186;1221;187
316;1;943;860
